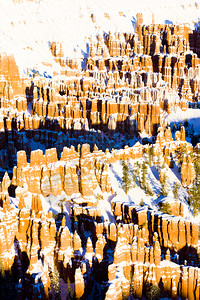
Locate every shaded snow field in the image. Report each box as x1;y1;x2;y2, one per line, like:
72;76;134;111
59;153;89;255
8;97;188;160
1;0;200;75
166;107;200;136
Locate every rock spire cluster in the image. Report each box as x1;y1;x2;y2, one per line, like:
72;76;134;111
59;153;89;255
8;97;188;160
0;11;200;300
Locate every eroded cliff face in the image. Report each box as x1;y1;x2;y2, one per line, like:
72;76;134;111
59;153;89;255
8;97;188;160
1;15;200;175
0;9;200;300
0;136;198;299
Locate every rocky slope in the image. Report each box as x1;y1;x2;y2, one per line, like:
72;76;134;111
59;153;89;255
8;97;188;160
0;3;200;299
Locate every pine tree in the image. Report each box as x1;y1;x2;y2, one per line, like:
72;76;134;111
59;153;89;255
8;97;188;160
156;153;161;172
172;123;177;133
176;144;187;165
141;161;148;190
189;150;200;216
58;198;66;213
173;182;180;200
139;199;145;206
148;145;154;167
51;263;61;300
66;277;74;299
122;160;132;194
136;161;155;196
146;183;155;196
160;172;168;196
0;255;5;278
160;202;172;215
147;284;160;300
132;162;140;185
95;193;104;203
189;183;200;216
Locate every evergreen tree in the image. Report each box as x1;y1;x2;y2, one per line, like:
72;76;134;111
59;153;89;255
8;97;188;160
147;284;160;300
141;161;148;191
140;161;154;196
146;183;155;196
189;183;200;216
66;277;74;299
176;144;187;165
173;182;180;200
148;145;154;167
160;172;168;196
160;202;172;215
95;193;104;203
156;153;161;172
184;119;189;128
122;160;132;194
139;199;145;206
172;123;177;133
132;162;140;185
58;198;67;213
51;263;61;300
189;149;200;216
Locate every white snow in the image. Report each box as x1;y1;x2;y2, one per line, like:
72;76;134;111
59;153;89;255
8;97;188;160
166;107;200;136
108;156;197;221
96;193;116;223
46;191;72;228
1;0;200;75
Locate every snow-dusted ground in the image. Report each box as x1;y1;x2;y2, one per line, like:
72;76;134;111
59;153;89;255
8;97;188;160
108;157;194;220
1;0;200;75
166;107;200;137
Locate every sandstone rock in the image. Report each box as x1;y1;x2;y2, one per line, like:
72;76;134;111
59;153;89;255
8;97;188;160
75;267;85;299
181;155;195;186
